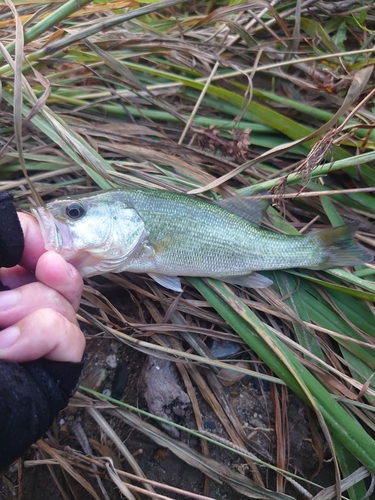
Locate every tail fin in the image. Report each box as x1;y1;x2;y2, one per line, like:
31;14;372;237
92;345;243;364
311;222;373;269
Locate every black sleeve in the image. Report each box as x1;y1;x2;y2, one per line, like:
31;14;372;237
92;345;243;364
0;192;24;268
0;358;85;472
0;193;85;473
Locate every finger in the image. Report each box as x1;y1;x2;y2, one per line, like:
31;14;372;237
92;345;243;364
0;308;86;362
0;265;36;289
18;212;46;271
35;251;83;311
0;281;78;329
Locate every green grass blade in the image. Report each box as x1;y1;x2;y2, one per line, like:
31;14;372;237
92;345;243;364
3;0;93;57
2;90;113;189
332;437;368;500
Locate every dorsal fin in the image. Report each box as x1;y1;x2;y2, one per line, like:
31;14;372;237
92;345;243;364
216;194;269;225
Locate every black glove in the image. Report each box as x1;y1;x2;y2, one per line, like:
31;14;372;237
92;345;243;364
0;193;85;473
0;191;24;282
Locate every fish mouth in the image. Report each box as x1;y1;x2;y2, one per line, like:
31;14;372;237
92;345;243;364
31;207;72;254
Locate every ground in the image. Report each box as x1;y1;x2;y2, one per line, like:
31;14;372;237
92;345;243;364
1;315;336;499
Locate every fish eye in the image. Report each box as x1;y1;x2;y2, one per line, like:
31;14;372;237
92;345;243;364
65;202;85;220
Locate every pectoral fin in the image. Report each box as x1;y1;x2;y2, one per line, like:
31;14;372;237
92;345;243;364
219;273;273;288
148;273;183;292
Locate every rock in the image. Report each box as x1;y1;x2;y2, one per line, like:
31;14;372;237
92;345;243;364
140;356;191;438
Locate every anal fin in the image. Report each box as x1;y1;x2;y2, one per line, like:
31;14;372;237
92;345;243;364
219;273;273;288
148;273;183;292
149;272;273;292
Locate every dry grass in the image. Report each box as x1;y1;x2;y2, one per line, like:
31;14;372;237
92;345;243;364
1;0;375;499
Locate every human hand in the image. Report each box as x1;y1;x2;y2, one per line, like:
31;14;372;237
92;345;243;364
0;213;85;363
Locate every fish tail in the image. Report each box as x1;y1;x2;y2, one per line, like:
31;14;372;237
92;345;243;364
311;222;373;269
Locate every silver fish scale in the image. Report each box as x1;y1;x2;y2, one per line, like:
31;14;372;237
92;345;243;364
110;189;325;276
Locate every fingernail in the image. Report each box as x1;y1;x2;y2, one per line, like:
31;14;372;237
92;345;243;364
0;326;20;349
60;258;76;279
0;290;20;310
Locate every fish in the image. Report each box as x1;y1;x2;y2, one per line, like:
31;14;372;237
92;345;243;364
32;188;373;292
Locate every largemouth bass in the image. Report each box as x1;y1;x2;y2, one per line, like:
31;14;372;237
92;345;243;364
32;188;373;291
